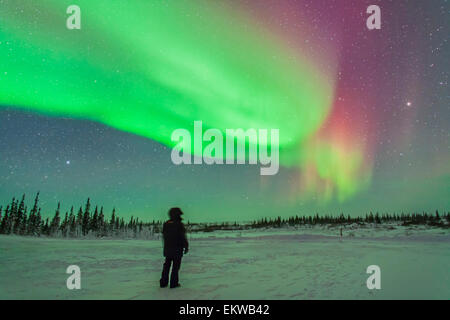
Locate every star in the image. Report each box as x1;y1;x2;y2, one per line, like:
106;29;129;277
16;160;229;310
66;160;71;165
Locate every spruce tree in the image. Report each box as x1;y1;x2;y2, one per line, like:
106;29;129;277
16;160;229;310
76;207;83;237
91;206;99;233
36;208;42;236
14;195;26;234
61;212;69;237
42;218;49;235
9;197;18;234
82;198;91;236
8;199;17;234
110;208;116;234
28;192;40;235
50;203;61;236
19;207;28;235
68;207;75;237
98;207;105;237
0;205;9;234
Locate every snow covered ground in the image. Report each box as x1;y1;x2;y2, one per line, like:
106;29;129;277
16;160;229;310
1;225;449;299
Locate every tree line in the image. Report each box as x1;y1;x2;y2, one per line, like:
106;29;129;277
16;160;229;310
0;193;162;239
0;193;448;238
189;211;449;233
250;211;449;229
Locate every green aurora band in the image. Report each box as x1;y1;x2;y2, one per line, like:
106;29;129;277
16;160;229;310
0;0;369;201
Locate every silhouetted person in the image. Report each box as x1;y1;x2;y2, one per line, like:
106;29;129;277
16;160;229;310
160;207;189;288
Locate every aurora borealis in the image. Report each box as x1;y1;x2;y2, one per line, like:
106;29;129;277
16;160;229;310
0;0;448;221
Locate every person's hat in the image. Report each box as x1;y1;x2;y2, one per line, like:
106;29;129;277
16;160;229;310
169;207;184;219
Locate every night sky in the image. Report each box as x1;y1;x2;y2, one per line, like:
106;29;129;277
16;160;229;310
0;0;448;222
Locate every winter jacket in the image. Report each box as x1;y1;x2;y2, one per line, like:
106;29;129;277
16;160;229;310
162;219;189;257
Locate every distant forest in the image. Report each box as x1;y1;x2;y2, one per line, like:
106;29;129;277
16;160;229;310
0;193;448;239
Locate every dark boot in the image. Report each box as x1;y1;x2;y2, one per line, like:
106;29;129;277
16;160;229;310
160;257;171;288
169;255;182;288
